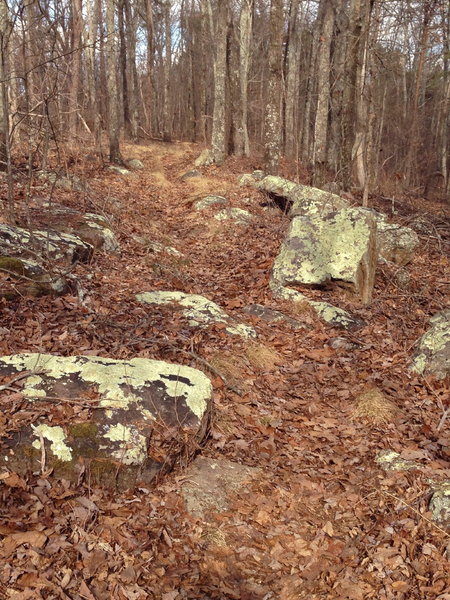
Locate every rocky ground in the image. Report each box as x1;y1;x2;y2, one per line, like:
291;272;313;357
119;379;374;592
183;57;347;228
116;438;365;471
0;141;449;599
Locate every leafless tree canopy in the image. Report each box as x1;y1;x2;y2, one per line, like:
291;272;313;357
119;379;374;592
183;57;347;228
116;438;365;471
0;0;449;199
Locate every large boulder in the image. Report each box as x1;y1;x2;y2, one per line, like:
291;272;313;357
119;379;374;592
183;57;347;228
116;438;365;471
411;309;450;379
0;354;212;489
136;291;256;338
23;202;119;252
257;176;348;217
0;224;93;265
271;207;378;304
0;256;67;298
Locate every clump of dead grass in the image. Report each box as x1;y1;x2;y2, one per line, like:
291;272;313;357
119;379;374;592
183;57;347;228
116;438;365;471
245;342;282;371
209;353;247;389
352;387;399;424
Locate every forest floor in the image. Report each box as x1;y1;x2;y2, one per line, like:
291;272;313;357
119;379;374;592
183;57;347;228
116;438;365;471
1;140;450;599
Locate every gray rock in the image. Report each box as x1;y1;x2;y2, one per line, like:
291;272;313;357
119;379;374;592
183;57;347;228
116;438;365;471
136;291;256;338
375;450;421;471
0;354;212;490
271;207;378;304
377;222;419;266
429;481;450;523
180;169;201;180
243;304;306;330
411;309;450;379
252;170;265;181
126;159;144;170
0;256;67;299
0;224;93;264
108;165;131;175
193;196;229;211
214;208;253;225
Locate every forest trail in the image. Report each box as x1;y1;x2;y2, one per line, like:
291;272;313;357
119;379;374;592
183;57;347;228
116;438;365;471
1;141;450;599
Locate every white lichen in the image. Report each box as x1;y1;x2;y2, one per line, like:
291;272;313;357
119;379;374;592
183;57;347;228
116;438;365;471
32;424;72;462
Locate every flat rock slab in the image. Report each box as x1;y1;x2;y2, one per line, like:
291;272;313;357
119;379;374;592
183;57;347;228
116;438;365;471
375;450;421;472
193;196;229;211
136;291;256;338
243;304;307;330
429;481;450;524
182;457;260;519
214;208;253;225
23;202;119;252
272;283;365;329
0;354;212;489
0;224;93;265
271;208;377;304
411;309;450;379
257;176;348;217
108;165;131;175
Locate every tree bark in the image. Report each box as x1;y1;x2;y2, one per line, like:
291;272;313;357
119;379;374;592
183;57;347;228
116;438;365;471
69;0;83;138
106;0;122;162
264;0;283;175
284;0;300;160
209;0;228;164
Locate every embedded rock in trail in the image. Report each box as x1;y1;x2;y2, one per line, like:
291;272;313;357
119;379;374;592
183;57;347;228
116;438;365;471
0;256;67;298
193;149;211;167
269;282;365;329
131;235;184;257
271;208;378;304
193;195;229;211
429;481;450;524
136;291;256;338
182;457;260;519
126;158;144;170
257;176;348;217
214;207;253;226
0;354;212;489
24;202;119;252
108;165;131;175
411;309;450;379
0;224;93;265
38;171;88;193
375;450;421;472
243;304;307;330
180;169;201;180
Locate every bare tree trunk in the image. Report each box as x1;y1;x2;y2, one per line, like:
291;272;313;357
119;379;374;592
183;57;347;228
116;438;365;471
0;0;8;167
144;0;154;134
162;0;172;142
69;0;82;138
313;0;335;185
106;0;121;162
209;0;228;164
284;0;300;160
264;0;283;175
124;0;138;141
85;0;101;150
238;0;253;156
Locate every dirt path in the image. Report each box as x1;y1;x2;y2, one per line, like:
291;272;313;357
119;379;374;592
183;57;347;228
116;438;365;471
1;142;449;599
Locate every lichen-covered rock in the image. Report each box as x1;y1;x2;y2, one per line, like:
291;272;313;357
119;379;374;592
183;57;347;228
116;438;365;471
271;208;377;304
0;256;67;298
108;165;131;175
238;174;258;188
252;170;265;181
257;176;348;218
131;236;183;257
375;450;421;471
127;158;144;170
243;304;306;330
38;171;87;193
136;291;256;338
429;481;450;523
194;196;229;211
0;224;93;264
214;208;253;225
411;310;450;379
0;354;212;489
269;281;364;329
180;169;201;180
376;222;419;266
25;203;119;252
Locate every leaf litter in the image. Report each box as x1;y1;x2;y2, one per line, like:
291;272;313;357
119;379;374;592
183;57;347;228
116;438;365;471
0;140;449;598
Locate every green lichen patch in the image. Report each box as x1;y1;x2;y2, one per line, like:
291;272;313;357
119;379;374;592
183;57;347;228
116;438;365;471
136;291;256;339
271;208;377;304
0;354;214;489
429;481;450;523
214;208;253;225
375;450;421;471
269;281;364;329
411;309;450;378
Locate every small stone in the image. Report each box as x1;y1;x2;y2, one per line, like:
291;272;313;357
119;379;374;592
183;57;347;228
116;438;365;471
375;450;421;471
108;165;131;175
429;480;450;523
193;196;229;211
180;169;201;180
127;159;144;170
